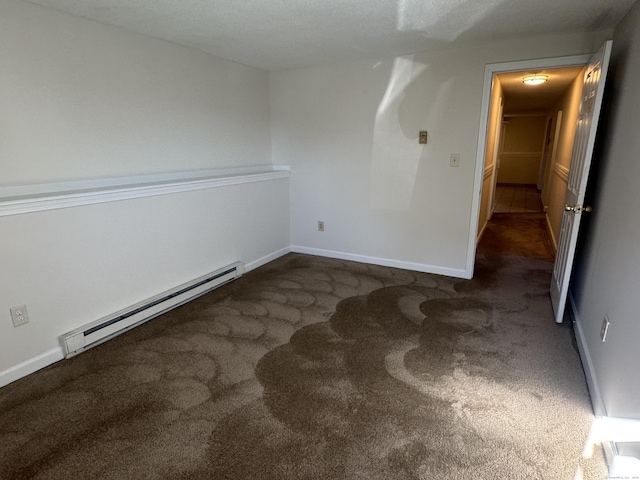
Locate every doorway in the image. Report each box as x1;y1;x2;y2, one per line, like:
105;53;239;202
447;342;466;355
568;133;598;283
489;67;586;235
467;54;591;277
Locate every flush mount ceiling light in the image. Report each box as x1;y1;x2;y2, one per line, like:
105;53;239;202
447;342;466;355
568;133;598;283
522;74;548;85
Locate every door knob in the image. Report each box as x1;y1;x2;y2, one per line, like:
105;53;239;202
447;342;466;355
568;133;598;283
565;204;592;213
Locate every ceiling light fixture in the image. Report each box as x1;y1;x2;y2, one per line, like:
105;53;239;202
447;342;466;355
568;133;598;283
522;74;548;85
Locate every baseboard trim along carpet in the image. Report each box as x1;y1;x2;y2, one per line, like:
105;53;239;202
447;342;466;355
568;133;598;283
0;246;292;389
0;347;64;389
545;212;558;252
291;245;469;279
570;292;640;475
568;291;606;416
245;247;291;273
0;215;609;478
584;416;640;476
477;219;489;244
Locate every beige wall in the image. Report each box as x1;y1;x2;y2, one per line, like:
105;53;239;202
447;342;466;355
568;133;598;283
478;76;503;236
544;68;586;246
497;115;547;184
540;112;561;208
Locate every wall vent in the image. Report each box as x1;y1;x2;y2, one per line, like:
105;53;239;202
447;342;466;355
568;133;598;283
60;262;244;357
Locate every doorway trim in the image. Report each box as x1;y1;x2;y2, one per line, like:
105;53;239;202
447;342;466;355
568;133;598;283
487;96;503;223
466;53;592;278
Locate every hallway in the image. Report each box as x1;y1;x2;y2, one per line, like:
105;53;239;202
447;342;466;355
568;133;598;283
493;184;543;214
478;212;555;262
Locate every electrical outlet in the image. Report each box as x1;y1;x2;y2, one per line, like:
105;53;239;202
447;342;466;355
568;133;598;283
10;304;29;327
318;221;325;232
600;317;610;342
450;154;460;167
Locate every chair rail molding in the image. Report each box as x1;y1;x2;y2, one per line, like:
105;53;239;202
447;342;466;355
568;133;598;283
0;165;291;217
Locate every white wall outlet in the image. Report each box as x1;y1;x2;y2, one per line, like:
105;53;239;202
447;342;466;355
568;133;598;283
450;154;460;167
318;221;325;232
10;304;29;327
601;316;610;342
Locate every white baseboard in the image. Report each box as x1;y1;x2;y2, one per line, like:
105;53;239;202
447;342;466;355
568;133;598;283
291;245;469;279
1;248;291;389
545;213;558;252
568;291;606;416
0;347;64;389
477;220;488;243
584;416;640;476
245;246;291;272
0;246;463;389
561;294;640;477
609;453;640;477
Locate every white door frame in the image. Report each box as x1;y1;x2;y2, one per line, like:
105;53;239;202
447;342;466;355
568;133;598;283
466;53;592;278
487;96;504;221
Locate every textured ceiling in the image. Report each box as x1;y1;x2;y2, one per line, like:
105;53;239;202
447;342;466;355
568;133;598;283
499;66;586;113
25;0;635;70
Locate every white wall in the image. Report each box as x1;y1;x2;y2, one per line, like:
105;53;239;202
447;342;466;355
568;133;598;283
270;32;610;277
0;181;290;377
0;0;271;184
570;0;640;419
0;0;289;378
0;0;620;385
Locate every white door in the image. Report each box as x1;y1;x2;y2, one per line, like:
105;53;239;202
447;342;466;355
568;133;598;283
550;41;613;323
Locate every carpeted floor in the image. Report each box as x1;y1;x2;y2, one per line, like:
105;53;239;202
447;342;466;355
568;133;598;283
0;213;606;479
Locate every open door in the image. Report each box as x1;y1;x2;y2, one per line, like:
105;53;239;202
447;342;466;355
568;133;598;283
550;41;613;323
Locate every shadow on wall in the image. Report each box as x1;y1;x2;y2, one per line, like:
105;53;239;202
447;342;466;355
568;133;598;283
370;55;454;211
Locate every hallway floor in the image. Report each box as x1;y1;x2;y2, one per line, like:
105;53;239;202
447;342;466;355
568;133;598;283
478;212;555;262
494;183;543;213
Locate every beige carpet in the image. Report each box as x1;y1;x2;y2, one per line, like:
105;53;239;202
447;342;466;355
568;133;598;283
0;213;607;479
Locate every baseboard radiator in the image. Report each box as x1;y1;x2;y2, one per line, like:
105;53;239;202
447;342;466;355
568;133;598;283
60;262;244;358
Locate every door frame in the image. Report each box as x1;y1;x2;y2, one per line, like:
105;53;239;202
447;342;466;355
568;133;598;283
466;53;592;278
487;96;504;221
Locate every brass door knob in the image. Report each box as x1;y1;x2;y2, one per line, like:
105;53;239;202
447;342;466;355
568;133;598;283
565;204;592;213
